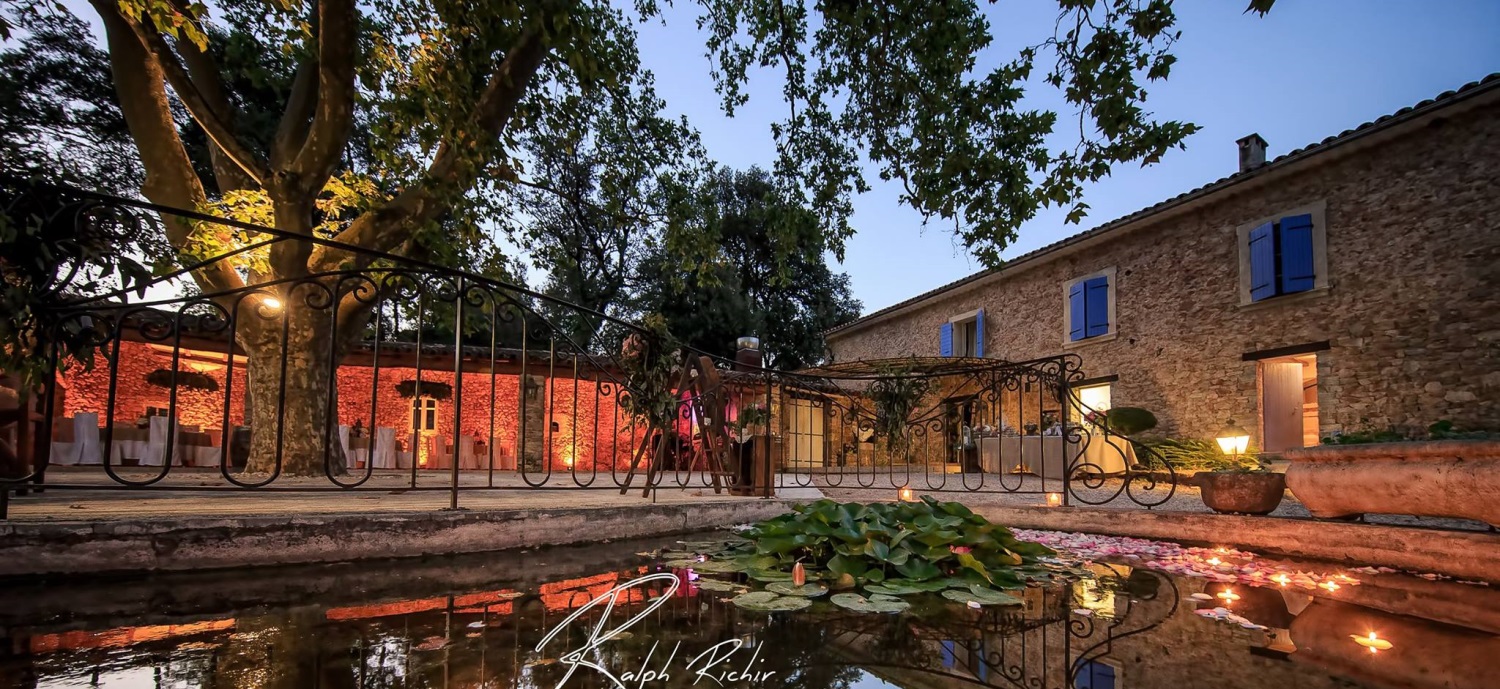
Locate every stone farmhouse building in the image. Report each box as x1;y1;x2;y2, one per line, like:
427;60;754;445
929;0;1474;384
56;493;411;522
824;75;1500;454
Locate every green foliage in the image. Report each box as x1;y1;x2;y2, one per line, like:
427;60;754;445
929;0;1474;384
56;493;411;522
1140;438;1258;472
1104;407;1157;436
0;181;156;385
867;368;931;453
735;498;1054;588
634;167;862;368
1322;420;1499;445
615;314;680;432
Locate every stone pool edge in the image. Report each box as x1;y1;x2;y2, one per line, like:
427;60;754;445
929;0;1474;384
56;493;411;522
975;505;1500;583
0;499;802;578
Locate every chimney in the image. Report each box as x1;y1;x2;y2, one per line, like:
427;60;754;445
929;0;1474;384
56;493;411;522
1236;133;1268;173
734;336;762;371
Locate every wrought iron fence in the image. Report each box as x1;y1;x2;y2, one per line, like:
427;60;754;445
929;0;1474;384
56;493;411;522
0;179;1173;515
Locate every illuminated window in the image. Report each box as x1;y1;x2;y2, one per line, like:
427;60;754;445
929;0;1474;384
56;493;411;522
412;396;438;432
1072;383;1112;423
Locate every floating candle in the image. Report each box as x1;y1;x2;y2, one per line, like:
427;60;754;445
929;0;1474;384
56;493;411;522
1046;492;1063;507
898;487;914;502
1351;632;1393;653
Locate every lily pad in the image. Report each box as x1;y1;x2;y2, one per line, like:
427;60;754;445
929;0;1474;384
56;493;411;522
663;559;701;568
883;578;950;592
696;579;749;593
731;591;812;612
688;560;744;573
831;592;910;614
942;587;1023;607
766;582;829;597
746;569;795;582
864;582;924;596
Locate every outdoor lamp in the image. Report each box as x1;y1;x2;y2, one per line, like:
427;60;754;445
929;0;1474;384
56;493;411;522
1216;418;1250;458
261;295;283;311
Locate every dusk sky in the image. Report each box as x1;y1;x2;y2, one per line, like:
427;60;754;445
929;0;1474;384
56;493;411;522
634;1;1500;314
52;0;1500;312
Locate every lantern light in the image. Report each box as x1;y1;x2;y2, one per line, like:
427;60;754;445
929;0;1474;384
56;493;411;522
1216;418;1250;457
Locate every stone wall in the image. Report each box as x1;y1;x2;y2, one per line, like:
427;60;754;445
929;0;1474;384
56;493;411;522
827;98;1500;447
59;341;636;471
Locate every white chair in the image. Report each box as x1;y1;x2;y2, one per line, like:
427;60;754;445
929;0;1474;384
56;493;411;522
458;436;480;470
73;413;102;465
373;427;398;469
142;416;179;466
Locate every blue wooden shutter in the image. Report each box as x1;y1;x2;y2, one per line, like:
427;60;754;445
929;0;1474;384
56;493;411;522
1248;221;1276;301
939;322;953;357
1068;283;1086;341
973;309;985;357
1084;276;1110;337
1279;213;1316;294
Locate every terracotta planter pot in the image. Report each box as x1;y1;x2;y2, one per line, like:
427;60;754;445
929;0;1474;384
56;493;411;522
1198;471;1286;515
1283;441;1500;527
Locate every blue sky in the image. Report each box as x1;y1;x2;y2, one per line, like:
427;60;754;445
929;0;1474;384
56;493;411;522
634;1;1500;313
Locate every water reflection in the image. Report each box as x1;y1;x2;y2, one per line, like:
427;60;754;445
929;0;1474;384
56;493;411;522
0;535;1493;689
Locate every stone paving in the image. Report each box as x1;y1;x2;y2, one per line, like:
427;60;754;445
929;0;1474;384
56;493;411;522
2;466;1489;532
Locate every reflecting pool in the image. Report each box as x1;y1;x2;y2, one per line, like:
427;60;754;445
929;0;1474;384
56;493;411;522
0;532;1494;689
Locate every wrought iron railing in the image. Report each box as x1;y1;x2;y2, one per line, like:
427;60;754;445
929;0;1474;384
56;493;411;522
0;179;1173;515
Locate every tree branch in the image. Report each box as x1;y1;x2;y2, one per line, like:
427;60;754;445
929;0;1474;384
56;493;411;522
317;27;550;267
115;9;271;187
91;0;245;296
286;0;357;195
272;54;320;169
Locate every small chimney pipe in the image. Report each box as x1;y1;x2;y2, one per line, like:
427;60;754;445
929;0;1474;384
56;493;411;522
1237;133;1268;173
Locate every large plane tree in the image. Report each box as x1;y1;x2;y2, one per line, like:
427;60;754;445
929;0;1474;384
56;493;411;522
20;0;1265;474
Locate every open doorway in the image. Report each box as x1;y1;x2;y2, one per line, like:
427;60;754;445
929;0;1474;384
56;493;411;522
1259;353;1319;452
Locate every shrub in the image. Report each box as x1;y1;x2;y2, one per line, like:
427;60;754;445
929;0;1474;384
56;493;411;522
1138;438;1258;472
1104;407;1157;436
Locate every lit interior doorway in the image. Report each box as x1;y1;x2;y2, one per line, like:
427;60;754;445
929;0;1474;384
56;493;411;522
1259;353;1319;452
785;396;826;468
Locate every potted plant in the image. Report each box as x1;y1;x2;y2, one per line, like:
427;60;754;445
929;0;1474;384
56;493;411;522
1283;420;1500;526
1197;419;1286;515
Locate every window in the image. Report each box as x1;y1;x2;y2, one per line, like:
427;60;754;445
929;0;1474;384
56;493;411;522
1063;268;1116;344
1073;659;1119;689
1071;382;1112;424
939;309;985;357
412;396;438;432
1238;202;1328;304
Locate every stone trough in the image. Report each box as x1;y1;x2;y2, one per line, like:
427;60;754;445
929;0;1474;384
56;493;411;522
1283;440;1500;528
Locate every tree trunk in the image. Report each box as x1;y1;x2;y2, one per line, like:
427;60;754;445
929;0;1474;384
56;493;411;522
242;303;349;476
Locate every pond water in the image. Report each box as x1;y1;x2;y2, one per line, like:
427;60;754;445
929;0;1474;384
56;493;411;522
0;531;1494;689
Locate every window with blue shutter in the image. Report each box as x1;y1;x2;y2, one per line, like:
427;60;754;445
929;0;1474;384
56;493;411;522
1279;213;1315;294
939;322;953;357
974;309;985;357
1068;282;1086;341
1084;277;1109;337
1069;275;1111;341
1248;213;1318;302
1248;221;1276;301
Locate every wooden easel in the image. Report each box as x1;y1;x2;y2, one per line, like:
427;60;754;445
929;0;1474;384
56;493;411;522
619;353;738;497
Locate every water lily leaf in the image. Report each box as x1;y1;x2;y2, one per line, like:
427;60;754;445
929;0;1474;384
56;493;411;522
663;559;700;568
732;591;811;611
868;540;891;562
915;530;961;548
697;579;749;593
883;577;950;592
734;554;780;570
864;582;924;596
746;569;794;582
831;592;909;613
942;588;1023;607
895;559;943;581
864;568;887;583
766;582;829;597
827;553;867;577
689;560;743;573
956;553;993;584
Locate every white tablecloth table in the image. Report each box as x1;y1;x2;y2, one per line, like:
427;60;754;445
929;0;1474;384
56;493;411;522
978;434;1133;480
